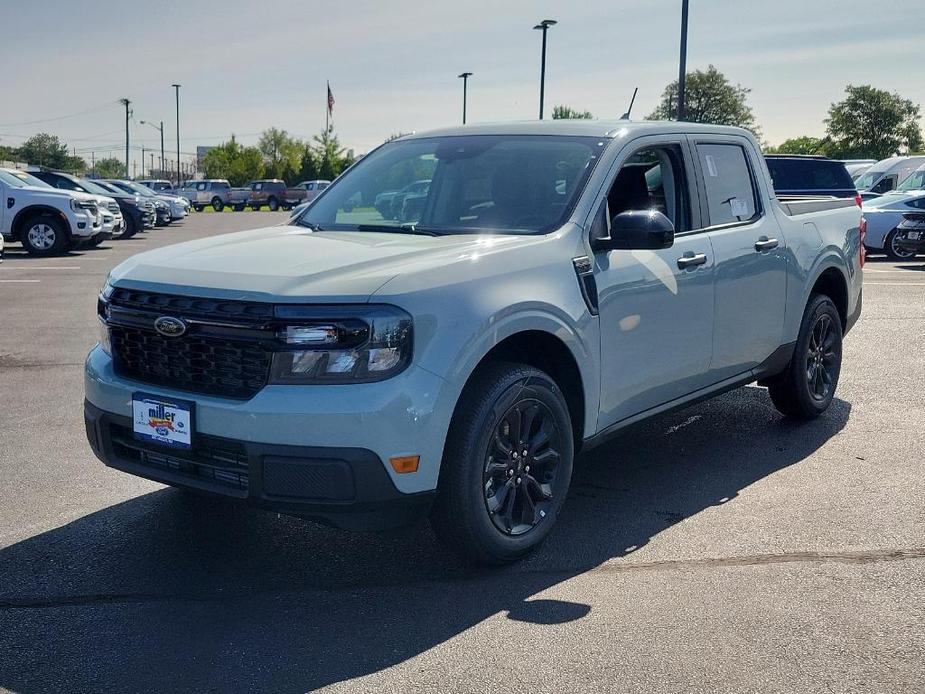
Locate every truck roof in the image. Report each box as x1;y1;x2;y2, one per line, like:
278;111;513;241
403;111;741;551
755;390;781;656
400;119;755;140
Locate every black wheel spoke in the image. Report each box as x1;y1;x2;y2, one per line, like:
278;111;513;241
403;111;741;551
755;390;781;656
483;397;563;537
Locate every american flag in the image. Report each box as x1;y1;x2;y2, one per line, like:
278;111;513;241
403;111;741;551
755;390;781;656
327;82;334;116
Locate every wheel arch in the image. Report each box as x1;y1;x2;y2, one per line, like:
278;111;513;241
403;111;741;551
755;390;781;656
808;264;849;329
11;206;71;241
453;329;589;451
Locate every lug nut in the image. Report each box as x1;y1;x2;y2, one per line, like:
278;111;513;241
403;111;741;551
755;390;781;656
512;452;518;459
522;449;528;457
525;466;530;473
507;469;513;477
516;477;521;484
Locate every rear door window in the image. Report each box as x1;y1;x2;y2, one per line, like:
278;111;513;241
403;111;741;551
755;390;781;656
696;143;759;226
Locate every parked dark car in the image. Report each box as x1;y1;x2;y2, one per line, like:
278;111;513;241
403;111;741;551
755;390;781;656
374;179;431;220
104;180;171;226
895;212;925;256
764;155;858;201
31;170;149;238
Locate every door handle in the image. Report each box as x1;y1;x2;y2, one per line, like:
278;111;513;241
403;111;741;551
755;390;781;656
755;237;779;251
676;252;707;269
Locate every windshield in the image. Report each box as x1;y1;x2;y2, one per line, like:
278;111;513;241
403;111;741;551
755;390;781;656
298;134;607;235
854;170;884;190
4;170;52;188
78;179;117;196
114;180;156;197
0;170;31;188
898;169;925;191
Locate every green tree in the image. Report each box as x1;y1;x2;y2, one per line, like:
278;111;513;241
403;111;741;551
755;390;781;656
552;105;593;119
310;127;350;180
202;136;265;186
648;65;760;138
16;132;86;171
257;127;303;182
94;157;126;178
824;85;923;160
768;136;826;155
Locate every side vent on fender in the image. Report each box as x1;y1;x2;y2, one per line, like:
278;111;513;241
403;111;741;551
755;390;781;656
572;256;599;316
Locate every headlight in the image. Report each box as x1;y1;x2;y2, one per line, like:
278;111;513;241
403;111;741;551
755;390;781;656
268;305;412;384
97;282;115;355
69;198;81;212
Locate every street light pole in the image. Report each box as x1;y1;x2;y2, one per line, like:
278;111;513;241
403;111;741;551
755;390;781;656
172;84;181;184
458;72;473;124
533;19;556;120
140;120;166;178
677;0;689;121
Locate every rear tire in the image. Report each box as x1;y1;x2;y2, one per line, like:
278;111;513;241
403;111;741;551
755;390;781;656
233;204;245;212
768;294;843;419
211;197;224;212
268;197;279;211
20;214;69;256
430;362;574;565
120;214;137;239
193;205;204;212
884;230;917;261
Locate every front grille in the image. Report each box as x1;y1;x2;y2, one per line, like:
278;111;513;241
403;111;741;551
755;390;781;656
110;423;249;491
110;325;271;399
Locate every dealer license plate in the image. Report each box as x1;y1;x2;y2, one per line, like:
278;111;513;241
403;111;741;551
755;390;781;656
132;393;193;449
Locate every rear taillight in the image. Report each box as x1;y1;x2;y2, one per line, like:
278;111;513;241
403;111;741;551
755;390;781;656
854;194;863;208
859;216;867;268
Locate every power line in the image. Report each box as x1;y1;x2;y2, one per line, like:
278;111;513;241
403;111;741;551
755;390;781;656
0;101;122;128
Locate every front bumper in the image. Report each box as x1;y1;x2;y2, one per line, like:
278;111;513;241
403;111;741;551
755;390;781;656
84;400;434;530
71;211;100;239
84;346;453;513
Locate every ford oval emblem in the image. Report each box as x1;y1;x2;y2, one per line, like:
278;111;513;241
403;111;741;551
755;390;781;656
154;316;187;338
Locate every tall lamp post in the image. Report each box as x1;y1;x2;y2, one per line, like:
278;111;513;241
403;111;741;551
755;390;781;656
171;84;181;184
140;120;165;177
458;72;473;124
533;19;556;120
677;0;689;121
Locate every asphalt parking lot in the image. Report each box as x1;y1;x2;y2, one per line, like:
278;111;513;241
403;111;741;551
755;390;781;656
1;213;923;693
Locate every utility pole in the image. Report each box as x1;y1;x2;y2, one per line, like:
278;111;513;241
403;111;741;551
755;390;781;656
141;145;146;177
677;0;689;121
533;19;557;120
458;72;473;124
149;152;154;176
91;152;95;175
120;98;131;178
172;84;181;184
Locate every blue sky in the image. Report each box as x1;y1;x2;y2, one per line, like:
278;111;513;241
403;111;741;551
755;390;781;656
2;0;923;173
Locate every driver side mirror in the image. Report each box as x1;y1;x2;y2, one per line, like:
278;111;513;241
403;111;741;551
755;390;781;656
592;210;675;251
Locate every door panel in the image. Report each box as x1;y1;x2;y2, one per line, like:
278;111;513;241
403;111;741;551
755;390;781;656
689;136;788;379
708;218;788;379
596;234;715;429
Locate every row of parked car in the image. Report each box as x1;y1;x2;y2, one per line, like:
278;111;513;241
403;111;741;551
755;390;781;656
764;154;925;260
141;178;332;212
0;168;190;258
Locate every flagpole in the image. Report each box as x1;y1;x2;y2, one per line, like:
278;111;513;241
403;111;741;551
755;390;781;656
326;81;330;133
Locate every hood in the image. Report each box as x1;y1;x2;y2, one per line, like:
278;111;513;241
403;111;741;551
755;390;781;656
21;185;97;203
109;224;550;302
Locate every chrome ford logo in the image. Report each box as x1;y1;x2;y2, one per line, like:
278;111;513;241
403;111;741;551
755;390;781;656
154;316;187;337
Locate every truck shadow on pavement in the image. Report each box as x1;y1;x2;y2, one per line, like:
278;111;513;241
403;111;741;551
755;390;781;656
0;386;850;693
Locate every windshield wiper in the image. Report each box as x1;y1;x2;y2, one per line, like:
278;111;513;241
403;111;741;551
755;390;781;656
355;223;440;236
297;220;324;231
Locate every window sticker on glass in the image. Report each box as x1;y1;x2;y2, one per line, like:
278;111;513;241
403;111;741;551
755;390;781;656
705;154;719;177
729;197;749;218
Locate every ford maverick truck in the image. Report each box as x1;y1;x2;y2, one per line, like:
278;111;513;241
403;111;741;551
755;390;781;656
85;121;864;564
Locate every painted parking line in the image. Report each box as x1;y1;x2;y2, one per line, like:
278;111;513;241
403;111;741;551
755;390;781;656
864;282;925;286
0;279;41;283
4;266;81;270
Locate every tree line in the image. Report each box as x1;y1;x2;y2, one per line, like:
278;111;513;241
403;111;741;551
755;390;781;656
201;126;354;186
553;65;923;161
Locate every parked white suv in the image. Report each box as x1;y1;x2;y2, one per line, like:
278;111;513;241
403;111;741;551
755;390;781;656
0;168;102;256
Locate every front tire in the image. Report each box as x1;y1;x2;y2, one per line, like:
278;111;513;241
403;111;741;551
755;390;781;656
211;197;224;212
268;197;279;211
885;229;917;261
21;214;69;256
431;362;574;565
120;214;137;239
768;294;843;419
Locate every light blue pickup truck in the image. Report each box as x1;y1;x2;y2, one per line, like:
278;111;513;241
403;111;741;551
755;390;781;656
85;120;864;564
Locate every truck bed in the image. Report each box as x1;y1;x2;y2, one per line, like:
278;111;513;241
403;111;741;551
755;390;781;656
777;196;857;217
